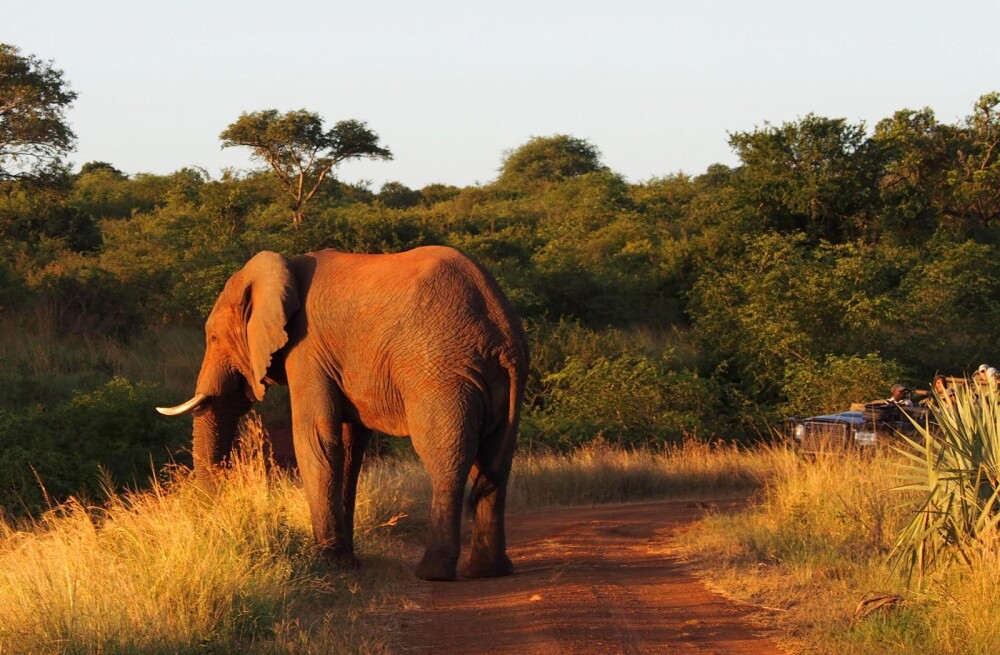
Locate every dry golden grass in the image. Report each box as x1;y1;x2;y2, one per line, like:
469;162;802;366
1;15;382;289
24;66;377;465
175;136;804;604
0;430;772;654
0;316;203;406
677;446;1000;655
0;423;414;654
508;438;778;509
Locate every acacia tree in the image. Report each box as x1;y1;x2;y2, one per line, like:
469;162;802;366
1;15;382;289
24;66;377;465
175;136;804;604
220;109;392;226
0;44;77;182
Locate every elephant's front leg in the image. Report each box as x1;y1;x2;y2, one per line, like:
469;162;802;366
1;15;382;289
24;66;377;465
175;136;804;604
341;422;371;558
289;378;355;566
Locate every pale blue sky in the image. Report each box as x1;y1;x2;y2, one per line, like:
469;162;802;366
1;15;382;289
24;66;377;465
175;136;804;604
7;1;998;189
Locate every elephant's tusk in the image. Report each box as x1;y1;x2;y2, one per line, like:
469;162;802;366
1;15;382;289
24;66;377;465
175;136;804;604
156;393;209;416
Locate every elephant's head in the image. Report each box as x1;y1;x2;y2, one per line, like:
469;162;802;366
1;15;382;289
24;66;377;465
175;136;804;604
157;251;300;484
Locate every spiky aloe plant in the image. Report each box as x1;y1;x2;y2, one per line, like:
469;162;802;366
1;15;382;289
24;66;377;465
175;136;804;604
890;382;1000;587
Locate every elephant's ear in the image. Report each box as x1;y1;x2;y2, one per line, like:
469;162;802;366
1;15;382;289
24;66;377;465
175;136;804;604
241;251;300;401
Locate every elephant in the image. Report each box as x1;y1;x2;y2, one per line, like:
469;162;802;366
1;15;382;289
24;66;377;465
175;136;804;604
157;246;529;581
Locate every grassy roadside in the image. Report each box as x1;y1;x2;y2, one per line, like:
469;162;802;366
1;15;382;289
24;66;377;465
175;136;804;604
676;447;1000;655
0;427;772;654
508;438;781;508
9;421;999;654
0;425;416;654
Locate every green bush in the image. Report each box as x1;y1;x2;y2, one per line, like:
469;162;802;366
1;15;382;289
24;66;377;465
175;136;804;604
0;258;25;312
523;318;636;406
0;378;190;515
524;353;722;449
781;353;909;417
169;263;241;321
0;183;102;253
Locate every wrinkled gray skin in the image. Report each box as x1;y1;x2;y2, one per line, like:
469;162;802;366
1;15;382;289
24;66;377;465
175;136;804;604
159;246;528;581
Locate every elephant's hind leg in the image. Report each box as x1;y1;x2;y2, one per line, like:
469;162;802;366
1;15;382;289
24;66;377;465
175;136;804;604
409;404;478;581
461;427;515;578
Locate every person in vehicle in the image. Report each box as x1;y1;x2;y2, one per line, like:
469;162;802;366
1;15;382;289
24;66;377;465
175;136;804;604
886;384;913;406
930;374;955;406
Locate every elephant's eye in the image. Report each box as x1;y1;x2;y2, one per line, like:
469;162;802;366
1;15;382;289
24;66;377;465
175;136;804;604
209;334;219;345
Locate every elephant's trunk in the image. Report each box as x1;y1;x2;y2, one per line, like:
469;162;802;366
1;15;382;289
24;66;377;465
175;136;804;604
190;394;252;492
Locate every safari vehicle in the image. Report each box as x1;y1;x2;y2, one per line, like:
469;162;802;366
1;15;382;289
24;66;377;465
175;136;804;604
786;399;932;454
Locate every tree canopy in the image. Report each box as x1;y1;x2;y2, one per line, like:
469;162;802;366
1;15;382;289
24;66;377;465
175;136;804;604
0;44;77;182
728;115;886;242
220;109;392;226
497;134;606;191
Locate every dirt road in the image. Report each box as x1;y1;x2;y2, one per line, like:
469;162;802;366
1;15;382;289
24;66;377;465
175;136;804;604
399;500;784;654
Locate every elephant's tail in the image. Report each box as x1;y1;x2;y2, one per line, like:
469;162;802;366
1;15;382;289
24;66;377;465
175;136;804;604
468;350;526;512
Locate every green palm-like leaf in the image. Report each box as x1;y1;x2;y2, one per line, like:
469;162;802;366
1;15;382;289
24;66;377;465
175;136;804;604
890;382;1000;587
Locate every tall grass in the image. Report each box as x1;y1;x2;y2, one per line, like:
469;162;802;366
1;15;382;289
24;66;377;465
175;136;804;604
678;445;1000;655
0;428;777;654
0;423;414;654
508;439;780;508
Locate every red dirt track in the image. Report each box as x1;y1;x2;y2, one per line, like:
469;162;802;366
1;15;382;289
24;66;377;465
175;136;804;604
399;500;784;654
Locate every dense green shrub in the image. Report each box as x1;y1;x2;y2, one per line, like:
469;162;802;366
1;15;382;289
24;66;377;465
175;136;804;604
780;353;909;418
0;378;189;515
0;183;102;252
524;353;722;449
496;135;607;192
377;181;423;209
0;258;25;312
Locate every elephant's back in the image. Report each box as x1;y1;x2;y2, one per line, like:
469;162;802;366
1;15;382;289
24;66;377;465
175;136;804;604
306;245;486;281
303;246;520;332
297;245;527;396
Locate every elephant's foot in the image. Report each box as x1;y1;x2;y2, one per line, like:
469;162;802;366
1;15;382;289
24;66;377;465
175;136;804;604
460;552;513;579
415;552;458;581
320;544;361;570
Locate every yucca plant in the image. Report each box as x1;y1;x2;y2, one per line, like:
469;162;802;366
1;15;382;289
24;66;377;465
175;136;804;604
890;382;1000;587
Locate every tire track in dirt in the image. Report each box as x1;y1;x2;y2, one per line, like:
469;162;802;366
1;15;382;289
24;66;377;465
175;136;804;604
399;500;784;654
